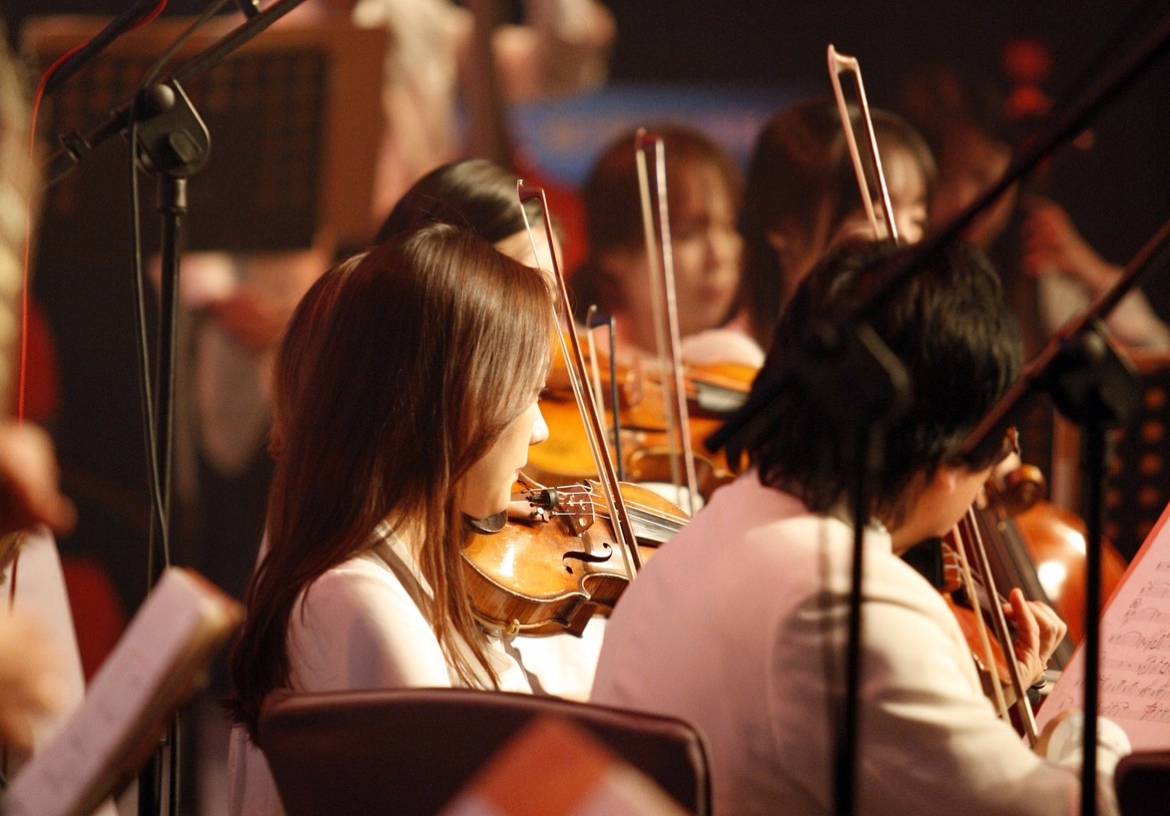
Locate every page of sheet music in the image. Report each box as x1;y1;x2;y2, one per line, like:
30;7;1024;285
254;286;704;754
1035;500;1170;750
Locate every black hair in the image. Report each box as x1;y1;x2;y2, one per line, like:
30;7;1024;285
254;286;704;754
747;238;1022;525
373;158;539;246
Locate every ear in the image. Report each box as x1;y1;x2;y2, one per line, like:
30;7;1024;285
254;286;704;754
933;463;961;495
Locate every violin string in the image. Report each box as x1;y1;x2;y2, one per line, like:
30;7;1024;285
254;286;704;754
522;485;687;537
539;506;683;538
533;486;688;525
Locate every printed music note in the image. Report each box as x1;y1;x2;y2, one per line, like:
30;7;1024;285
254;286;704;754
1035;502;1170;751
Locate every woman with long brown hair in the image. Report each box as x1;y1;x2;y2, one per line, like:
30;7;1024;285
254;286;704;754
226;223;554;816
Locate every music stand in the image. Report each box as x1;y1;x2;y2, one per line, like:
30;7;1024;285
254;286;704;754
23;13;388;252
1104;351;1170;561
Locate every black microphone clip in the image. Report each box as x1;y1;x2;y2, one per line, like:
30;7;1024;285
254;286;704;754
234;0;262;19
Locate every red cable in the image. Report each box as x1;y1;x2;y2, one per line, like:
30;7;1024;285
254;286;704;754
2;0;169;774
19;0;169;423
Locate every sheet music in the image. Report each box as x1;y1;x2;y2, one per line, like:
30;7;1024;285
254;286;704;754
5;567;242;816
1035;500;1170;750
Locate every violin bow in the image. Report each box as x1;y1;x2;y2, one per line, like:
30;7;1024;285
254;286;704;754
827;44;900;244
829;46;1038;743
517;183;643;575
634;130;700;514
948;524;1013;721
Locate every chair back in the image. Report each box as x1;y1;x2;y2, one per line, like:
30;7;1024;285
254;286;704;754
258;687;710;816
1115;749;1170;816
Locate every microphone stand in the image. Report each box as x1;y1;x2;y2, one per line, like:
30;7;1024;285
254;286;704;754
43;0;310;188
133;80;211;816
37;2;310;813
41;0;164;96
959;214;1170;816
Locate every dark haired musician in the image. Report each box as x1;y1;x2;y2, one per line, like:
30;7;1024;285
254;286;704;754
591;239;1131;816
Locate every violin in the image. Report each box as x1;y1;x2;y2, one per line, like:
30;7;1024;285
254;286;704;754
544;339;753;420
462;475;687;636
942;503;1043;743
930;455;1127;742
936;537;1016;698
526;392;740;501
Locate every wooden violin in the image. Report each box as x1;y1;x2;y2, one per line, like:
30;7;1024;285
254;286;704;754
975;461;1127;661
462;474;687;636
527;388;742;502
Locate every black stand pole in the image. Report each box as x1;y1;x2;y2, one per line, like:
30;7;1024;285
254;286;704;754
41;0;163;96
131;80;210;816
786;322;909;816
835;424;876;816
1080;423;1107;816
1041;326;1140;816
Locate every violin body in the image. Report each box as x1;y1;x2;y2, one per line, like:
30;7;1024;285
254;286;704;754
1012;498;1127;648
462;479;686;635
528;398;738;498
531;360;750;499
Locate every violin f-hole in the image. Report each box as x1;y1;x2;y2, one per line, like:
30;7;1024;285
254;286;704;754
562;542;615;574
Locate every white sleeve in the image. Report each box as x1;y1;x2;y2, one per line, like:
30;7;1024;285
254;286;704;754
770;560;1118;816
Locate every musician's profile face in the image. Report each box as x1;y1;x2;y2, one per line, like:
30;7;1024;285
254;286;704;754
885;147;929;244
831;146;929;246
889;463;992;554
612;160;743;347
457;394;548;520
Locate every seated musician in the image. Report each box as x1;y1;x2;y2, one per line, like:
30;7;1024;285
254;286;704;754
570;124;761;367
737;98;935;353
267;158;607;699
226;224;554;816
590;238;1131;816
